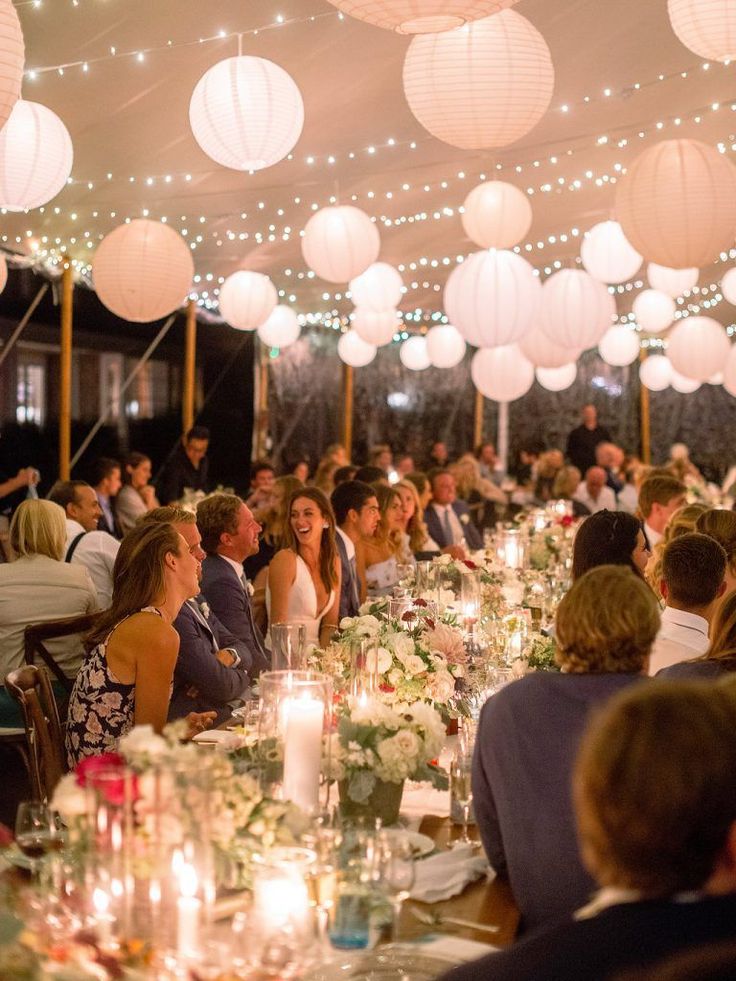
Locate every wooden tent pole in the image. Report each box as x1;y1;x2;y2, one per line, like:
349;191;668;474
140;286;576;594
59;263;74;480
342;363;354;459
255;341;270;459
473;388;484;449
639;349;651;464
182;298;197;434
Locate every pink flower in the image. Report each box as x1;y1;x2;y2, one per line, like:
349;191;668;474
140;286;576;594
75;752;137;805
424;623;467;666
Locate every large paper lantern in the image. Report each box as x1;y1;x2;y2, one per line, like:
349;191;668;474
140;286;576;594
302;206;380;283
349;262;403;312
0;253;6;294
647;262;698;297
721;267;736;305
0;100;73;211
400;335;431;371
257;306;300;349
598;326;641;366
326;0;518;33
337;329;376;367
189;56;303;172
444;249;540;348
666;316;730;381
632;289;676;334
402;10;554;150
540;269;617;349
471;345;534;401
640;355;672;391
668;0;736;61
723;346;736;397
461;181;532;249
670;368;701;394
580;221;642;285
219;270;277;331
0;0;24;133
352;308;399;346
536;363;577;392
426;324;466;368
616;139;736;268
92;220;194;323
519;323;581;368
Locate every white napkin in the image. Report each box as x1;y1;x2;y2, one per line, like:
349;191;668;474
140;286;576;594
410;843;490;903
192;729;246;748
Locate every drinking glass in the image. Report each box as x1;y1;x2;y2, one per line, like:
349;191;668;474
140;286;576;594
378;830;415;943
270;623;307;670
450;756;474;845
396;564;414;590
15;801;61;883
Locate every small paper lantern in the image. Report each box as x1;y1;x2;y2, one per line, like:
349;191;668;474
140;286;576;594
666;316;730;382
580;220;642;285
352;308;399;346
668;0;736;61
632;289;676;334
189;56;304;172
0;100;73;211
349;262;403;312
670;368;701;394
461;181;532;249
400;335;431;370
337;329;376;367
444;249;540;348
647;262;698;297
0;253;7;294
536;363;577;391
402;10;554;150
325;0;518;33
302;205;380;283
93;220;194;323
257;306;300;349
616;139;736;269
519;323;581;368
723;346;736;396
640;355;672;392
426;324;466;368
598;326;641;366
721;267;736;305
470;345;534;401
540;269;617;349
219;270;277;331
0;0;24;133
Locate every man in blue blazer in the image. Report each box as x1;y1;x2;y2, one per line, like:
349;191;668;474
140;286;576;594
331;480;381;620
424;469;482;553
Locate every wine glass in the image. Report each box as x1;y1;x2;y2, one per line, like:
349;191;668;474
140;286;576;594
378;830;415;943
450;755;474;845
15;801;60;883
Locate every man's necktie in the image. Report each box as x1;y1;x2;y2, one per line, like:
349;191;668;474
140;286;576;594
443;506;454;545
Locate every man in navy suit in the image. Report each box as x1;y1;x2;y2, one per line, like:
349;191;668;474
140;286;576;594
330;480;380;620
197;493;270;676
424;469;482;555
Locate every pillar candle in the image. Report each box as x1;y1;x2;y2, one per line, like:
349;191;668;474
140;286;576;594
282;695;323;813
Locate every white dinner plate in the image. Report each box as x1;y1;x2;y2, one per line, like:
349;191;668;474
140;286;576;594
406;832;435;859
304;944;458;981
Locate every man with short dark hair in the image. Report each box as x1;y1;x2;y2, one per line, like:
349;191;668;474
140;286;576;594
424;469;482;555
245;460;276;512
566;404;612;476
90;457;122;538
156;425;210;504
649;532;727;675
638;474;687;548
331;480;380;619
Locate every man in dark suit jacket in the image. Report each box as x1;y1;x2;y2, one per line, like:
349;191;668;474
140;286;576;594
91;457;123;538
424;469;482;553
198;493;270;675
156;426;210;505
331;480;380;619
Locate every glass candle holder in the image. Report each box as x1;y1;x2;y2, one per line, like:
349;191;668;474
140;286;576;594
251;847;317;975
350;639;379;700
497;529;526;570
460;568;481;629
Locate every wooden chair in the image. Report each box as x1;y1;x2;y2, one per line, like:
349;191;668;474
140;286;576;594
5;665;67;802
23;613;96;695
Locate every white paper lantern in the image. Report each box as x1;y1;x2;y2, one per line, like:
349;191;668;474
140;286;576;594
670;368;701;394
302;206;380;283
219;270;277;331
616;139;736;269
471;345;534;401
632;289;677;334
400;335;431;371
352;308;400;346
0;0;24;134
598;326;641;366
639;355;672;391
721;267;736;305
723;346;736;396
337;329;377;367
647;262;699;297
461;181;532;249
189;56;303;172
666;316;731;381
402;10;554;150
540;269;617;350
257;306;301;349
326;0;518;33
92;220;194;323
444;249;540;348
0;100;73;212
349;262;403;312
536;363;577;392
668;0;736;61
426;324;466;369
0;253;6;294
519;323;581;368
580;221;643;285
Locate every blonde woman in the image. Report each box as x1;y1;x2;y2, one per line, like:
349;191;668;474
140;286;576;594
695;508;736;595
645;503;709;600
362;484;404;596
395;478;431;557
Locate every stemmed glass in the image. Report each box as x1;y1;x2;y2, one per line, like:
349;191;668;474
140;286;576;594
378;830;415;943
450;755;474;845
15;801;62;884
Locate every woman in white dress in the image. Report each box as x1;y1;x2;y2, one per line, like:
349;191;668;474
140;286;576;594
363;484;405;597
115;452;159;534
267;487;340;648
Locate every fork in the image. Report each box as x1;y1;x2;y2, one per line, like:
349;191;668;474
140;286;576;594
409;906;500;934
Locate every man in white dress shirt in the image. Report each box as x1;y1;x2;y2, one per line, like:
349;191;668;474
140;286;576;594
638;474;686;549
573;467;617;514
648;532;727;675
331;480;380;618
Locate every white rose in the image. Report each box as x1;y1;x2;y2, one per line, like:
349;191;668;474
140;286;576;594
389;632;414;660
367;646;393;675
355;615;382;637
51;773;87;819
118;724;169;759
426;670;456;704
434;554;453;567
339;616;356;630
403;654;427;677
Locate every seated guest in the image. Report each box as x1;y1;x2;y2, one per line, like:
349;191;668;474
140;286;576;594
353;465;387;486
396;479;434;558
445;680;736;981
333;465;357;486
695;508;736;594
645;503;709;600
426;440;449;470
245;460;276;513
424;469;482;556
595;441;625;495
331;480;379;616
471;565;656;933
660;590;736;680
66;522;214;766
648;532;726;675
395;454;415;480
475;442;504;485
0;500;97;726
451;453;506;530
616;460;642;515
667;441;704;484
638;474;687;549
363;484;405;596
156;426;209;505
573;466;617;514
246;475;303;582
312;458;339;495
115;452;159;534
551;465;590;518
572;510;650;581
533;449;565;503
48;479;119;608
368;444;393;476
90;457;122;538
141;507;251;725
197;494;270;676
290;459;310;483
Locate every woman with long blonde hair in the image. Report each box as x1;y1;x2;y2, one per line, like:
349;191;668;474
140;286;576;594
395;478;429;556
362;483;404;596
